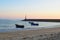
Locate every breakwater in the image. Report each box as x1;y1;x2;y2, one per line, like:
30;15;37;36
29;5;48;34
22;19;60;22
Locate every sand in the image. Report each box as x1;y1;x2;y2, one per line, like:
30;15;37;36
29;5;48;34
0;27;60;40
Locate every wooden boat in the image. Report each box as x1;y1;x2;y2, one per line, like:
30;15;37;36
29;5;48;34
15;24;24;28
29;22;39;26
31;23;39;26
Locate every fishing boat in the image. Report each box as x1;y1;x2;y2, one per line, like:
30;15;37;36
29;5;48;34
29;21;39;26
15;24;24;28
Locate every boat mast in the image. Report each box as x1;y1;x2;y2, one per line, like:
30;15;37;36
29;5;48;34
25;15;26;20
24;8;27;21
25;14;27;20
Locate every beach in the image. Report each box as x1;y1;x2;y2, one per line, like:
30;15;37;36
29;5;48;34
0;27;60;40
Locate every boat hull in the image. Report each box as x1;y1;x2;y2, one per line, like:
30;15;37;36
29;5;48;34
15;24;24;28
31;23;39;26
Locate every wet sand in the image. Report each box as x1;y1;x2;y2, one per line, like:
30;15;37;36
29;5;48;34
0;27;60;40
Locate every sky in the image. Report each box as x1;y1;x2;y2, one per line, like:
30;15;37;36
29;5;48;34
0;0;60;19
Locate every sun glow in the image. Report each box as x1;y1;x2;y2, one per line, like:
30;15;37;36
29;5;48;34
0;0;60;19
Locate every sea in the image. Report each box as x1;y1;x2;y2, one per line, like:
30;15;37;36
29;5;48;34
0;19;60;32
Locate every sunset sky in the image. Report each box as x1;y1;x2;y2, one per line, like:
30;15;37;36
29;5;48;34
0;0;60;19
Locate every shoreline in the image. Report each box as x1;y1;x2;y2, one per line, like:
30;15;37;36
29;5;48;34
0;27;60;40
